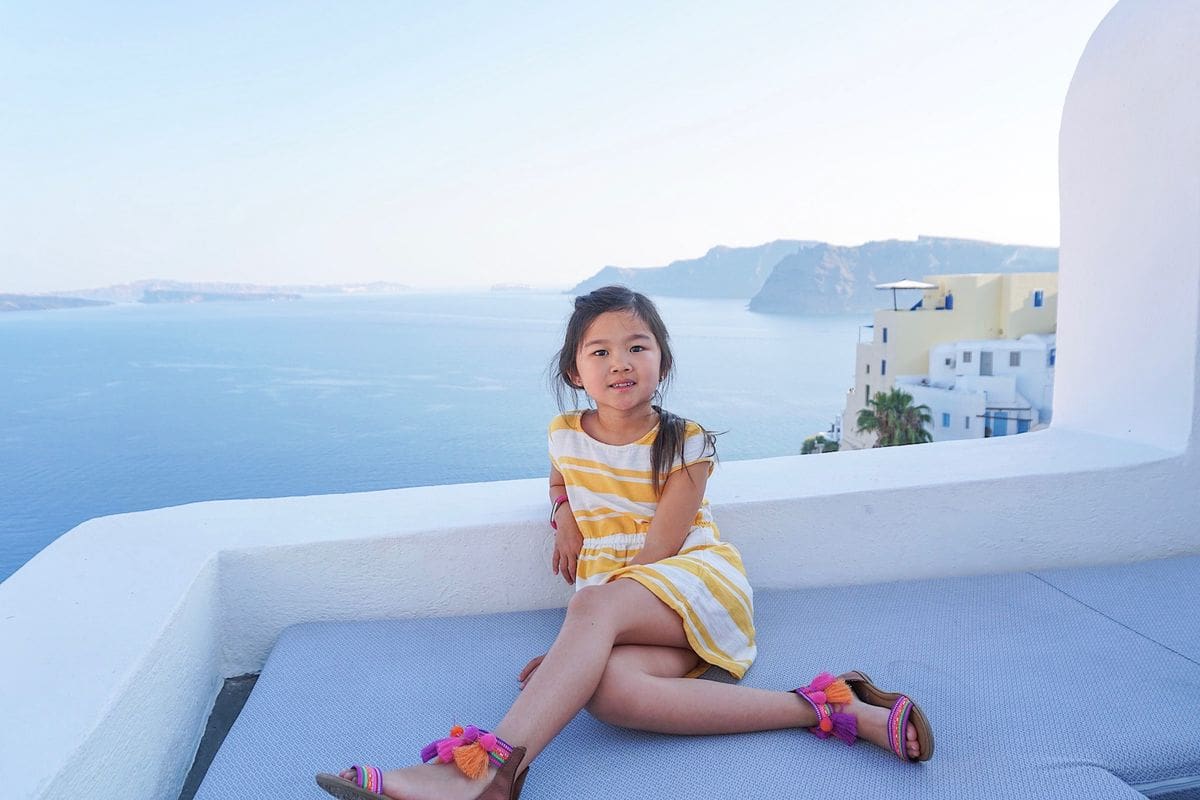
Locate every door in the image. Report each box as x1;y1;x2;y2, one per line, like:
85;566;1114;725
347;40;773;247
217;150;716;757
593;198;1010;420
980;351;994;376
993;411;1008;436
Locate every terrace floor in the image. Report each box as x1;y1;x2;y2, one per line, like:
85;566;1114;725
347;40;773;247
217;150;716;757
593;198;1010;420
189;557;1200;800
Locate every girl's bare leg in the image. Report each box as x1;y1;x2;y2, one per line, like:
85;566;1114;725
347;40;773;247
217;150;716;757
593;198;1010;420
357;578;696;799
491;578;695;762
583;644;815;733
585;644;921;758
347;579;915;799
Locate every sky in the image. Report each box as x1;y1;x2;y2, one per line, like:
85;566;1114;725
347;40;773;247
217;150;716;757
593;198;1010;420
1;0;1117;294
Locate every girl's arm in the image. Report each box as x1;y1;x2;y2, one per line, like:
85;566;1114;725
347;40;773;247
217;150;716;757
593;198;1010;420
628;461;710;566
549;462;584;584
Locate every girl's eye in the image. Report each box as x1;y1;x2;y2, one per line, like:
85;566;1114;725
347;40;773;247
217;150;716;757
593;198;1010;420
630;345;646;353
592;349;608;357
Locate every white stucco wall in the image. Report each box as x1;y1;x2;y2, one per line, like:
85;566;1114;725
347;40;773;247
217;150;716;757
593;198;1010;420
1054;0;1200;451
898;380;985;441
1;2;1198;800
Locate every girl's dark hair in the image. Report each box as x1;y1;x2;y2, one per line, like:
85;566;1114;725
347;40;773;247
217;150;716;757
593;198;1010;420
552;285;717;495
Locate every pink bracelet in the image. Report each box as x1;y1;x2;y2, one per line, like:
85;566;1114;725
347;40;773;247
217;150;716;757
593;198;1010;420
550;494;569;529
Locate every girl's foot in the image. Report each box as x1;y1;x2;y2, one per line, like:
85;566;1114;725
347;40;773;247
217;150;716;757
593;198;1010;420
338;762;500;800
834;693;920;759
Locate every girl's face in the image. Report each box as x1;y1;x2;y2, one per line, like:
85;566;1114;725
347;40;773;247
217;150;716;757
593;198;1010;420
571;310;663;414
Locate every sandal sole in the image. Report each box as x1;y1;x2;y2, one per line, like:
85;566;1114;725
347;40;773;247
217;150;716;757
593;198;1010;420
315;758;528;800
838;670;936;762
316;773;388;800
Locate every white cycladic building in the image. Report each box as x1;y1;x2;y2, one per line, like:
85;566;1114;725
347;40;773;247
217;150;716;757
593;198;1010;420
898;333;1056;441
838;272;1058;450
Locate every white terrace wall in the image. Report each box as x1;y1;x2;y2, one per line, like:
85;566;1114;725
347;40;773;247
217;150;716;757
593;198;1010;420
1054;0;1200;451
1;2;1198;799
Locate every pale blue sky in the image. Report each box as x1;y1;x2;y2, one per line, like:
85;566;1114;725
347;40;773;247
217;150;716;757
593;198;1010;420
1;1;1116;293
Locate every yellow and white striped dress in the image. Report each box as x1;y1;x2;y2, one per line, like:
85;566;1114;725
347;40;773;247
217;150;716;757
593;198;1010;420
549;411;757;679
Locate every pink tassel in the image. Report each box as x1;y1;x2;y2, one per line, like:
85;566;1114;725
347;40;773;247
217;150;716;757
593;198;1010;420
808;690;827;705
437;741;456;762
479;732;497;751
806;673;835;692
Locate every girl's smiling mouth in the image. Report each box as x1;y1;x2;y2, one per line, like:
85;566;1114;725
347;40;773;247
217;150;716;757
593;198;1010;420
610;380;636;390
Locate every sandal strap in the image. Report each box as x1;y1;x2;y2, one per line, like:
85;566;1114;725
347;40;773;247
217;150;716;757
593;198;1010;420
887;695;914;760
420;725;514;780
348;765;384;793
793;672;858;746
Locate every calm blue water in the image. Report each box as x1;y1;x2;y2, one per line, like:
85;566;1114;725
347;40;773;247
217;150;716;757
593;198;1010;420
0;293;866;582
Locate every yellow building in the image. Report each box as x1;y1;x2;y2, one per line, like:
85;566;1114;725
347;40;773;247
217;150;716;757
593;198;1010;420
838;273;1058;450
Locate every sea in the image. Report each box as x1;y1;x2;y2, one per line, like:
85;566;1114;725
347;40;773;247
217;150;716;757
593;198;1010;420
0;292;868;582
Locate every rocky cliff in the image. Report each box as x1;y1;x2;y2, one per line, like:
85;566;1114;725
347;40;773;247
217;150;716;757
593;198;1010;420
570;240;818;298
749;236;1057;314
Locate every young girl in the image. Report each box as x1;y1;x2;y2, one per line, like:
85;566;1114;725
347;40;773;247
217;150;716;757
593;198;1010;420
317;286;934;800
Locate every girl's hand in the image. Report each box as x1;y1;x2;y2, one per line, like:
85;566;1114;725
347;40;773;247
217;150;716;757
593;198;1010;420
517;653;545;689
552;506;584;584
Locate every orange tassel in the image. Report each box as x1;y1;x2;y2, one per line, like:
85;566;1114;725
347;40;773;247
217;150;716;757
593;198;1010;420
824;679;853;705
453;743;490;780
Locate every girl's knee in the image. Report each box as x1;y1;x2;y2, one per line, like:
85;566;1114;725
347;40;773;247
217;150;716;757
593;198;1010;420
565;584;611;620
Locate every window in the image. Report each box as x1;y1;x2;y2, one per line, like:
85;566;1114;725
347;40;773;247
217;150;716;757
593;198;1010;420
942;413;950;428
1049;347;1057;367
865;385;871;401
944;357;953;367
963;351;973;364
881;360;887;376
1034;290;1044;308
882;327;888;344
1010;351;1021;367
965;416;971;430
865;364;870;374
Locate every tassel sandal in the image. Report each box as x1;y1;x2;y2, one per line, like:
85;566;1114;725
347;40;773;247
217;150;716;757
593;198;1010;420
316;726;528;800
794;671;935;762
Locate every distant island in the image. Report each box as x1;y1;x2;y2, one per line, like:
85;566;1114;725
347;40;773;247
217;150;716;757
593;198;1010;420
1;279;413;313
571;240;818;299
749;236;1058;314
0;294;112;313
51;279;412;304
6;237;1061;316
571;235;1059;314
141;290;301;304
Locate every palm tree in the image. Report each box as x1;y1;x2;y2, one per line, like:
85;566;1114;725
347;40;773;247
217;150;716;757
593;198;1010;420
856;388;934;447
